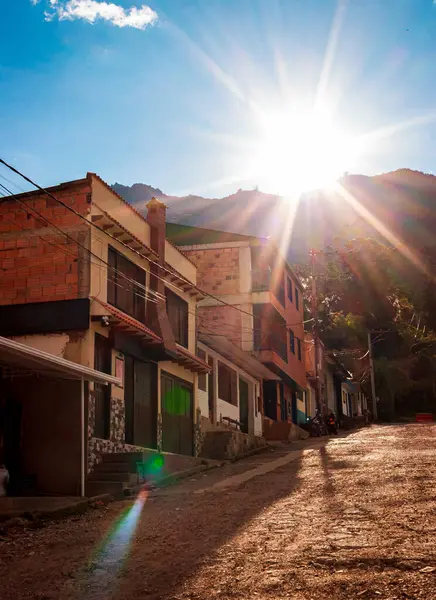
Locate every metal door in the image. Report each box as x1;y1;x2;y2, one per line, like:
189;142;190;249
133;360;156;448
161;373;193;455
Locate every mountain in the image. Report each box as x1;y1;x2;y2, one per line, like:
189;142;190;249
112;169;436;263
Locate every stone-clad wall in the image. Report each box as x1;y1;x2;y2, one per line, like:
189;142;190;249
87;393;141;472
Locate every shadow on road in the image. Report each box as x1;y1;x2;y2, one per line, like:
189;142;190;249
80;451;307;600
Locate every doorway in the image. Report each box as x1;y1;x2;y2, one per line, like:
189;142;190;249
124;356;157;448
93;334;111;439
239;377;249;434
161;372;193;455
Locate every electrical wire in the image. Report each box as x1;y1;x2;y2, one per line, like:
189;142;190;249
0;157;310;328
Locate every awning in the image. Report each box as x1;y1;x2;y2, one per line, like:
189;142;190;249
91;297;162;346
91;298;210;374
0;335;121;385
198;333;280;381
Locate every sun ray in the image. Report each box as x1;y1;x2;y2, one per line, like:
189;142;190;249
334;182;432;279
315;0;348;111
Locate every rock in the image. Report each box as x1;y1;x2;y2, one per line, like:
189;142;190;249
420;566;436;573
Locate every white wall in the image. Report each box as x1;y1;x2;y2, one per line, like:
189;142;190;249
198;389;209;418
217;398;240;423
197;342;263;436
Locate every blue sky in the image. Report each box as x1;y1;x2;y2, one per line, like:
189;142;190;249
2;0;436;197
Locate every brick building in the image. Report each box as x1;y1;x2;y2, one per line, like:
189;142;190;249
166;223;307;432
0;174;209;496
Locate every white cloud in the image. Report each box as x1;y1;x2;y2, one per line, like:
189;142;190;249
32;0;158;30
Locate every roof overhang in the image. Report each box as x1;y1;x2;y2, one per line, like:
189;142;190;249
0;335;121;385
199;333;280;381
91;206;158;261
91;298;210;374
164;263;204;300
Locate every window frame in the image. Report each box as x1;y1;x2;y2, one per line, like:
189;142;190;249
218;361;238;406
289;329;295;354
297;337;302;361
107;246;146;322
287;277;293;303
166;288;189;349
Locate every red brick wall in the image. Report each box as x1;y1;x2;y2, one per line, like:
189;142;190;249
198;305;242;347
0;182;91;306
184;247;240;295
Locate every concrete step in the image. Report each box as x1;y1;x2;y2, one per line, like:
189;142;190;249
93;461;137;474
88;471;139;485
86;480;126;499
100;451;205;474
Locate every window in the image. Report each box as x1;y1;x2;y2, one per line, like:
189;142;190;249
218;361;237;405
295;287;300;311
107;247;146;322
197;346;207;391
289;330;295;354
297;338;302;361
287;277;293;303
166;289;189;348
276;277;286;307
253;304;287;362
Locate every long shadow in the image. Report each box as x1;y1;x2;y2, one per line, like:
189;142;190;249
78;451;306;600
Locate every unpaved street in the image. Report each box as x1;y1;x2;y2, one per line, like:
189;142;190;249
2;425;436;599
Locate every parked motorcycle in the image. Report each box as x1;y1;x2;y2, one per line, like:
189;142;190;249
310;411;329;437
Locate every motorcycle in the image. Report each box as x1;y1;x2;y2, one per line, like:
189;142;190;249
310;411;329;437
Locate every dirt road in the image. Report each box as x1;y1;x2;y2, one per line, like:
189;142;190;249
2;425;436;599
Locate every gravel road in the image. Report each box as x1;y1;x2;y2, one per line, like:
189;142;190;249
1;424;436;600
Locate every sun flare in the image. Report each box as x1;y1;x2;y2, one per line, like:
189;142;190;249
249;108;360;196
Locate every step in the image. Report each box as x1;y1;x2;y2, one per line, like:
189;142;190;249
100;451;204;474
88;471;139;485
86;480;126;499
93;461;138;474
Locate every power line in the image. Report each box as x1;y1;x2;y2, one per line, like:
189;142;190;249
0;179;167;302
0;157;309;329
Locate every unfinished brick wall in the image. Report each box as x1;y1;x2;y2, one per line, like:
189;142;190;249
0;182;91;306
198;305;242;347
184;247;240;295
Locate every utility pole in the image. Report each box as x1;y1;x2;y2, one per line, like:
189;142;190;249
310;249;322;414
367;330;378;420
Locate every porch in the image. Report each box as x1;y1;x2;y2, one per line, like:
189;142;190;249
0;335;120;497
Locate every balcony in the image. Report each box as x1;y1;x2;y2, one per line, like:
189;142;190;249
252;269;285;306
251;269;271;292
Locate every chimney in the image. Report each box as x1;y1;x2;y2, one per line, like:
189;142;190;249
145;198;177;354
146;197;167;263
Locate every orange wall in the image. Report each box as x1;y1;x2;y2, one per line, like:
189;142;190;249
184;247;240;296
0;182;91;306
267;270;306;390
198;304;242;347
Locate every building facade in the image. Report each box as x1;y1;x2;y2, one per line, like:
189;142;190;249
0;174;209;494
166;223;307;430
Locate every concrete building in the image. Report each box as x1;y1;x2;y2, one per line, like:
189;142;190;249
166;223;307;435
0;174;210;496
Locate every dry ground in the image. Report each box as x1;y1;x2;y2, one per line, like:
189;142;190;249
1;425;436;600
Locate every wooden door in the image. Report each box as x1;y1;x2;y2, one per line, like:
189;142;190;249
94;334;111;439
133;360;156;448
125;356;157;448
239;378;249;434
161;373;193;455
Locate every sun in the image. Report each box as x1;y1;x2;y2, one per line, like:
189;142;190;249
248;107;359;196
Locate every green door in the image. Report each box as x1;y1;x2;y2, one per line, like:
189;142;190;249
161;373;193;455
